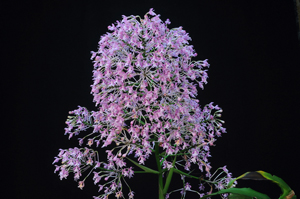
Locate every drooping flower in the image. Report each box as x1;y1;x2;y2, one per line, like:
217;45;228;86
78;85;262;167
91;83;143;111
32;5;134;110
78;181;85;190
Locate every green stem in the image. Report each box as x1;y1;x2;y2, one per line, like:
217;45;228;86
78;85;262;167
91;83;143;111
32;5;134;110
163;156;177;195
155;142;164;199
173;168;218;184
173;168;200;180
160;155;170;167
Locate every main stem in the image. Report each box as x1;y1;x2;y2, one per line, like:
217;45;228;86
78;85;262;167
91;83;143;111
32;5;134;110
155;142;164;199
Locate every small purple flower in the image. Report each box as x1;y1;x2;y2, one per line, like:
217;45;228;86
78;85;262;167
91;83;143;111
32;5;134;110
128;191;135;199
165;193;170;199
115;191;123;198
78;138;83;146
185;182;191;191
222;165;228;173
148;8;156;16
74;171;82;180
78;181;85;190
199;183;205;191
52;157;60;164
54;165;60;173
93;172;101;184
59;166;69;180
165;19;171;25
98;184;104;192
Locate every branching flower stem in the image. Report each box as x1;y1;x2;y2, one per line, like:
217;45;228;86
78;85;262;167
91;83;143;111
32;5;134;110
155;142;165;199
163;156;177;195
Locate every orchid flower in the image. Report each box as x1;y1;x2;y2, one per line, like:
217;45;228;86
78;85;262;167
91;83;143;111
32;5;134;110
53;8;234;199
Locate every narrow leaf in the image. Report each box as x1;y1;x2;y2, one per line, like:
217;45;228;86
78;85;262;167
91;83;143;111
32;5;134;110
229;193;253;199
200;187;271;199
227;172;250;188
241;171;266;180
256;171;295;199
227;171;296;199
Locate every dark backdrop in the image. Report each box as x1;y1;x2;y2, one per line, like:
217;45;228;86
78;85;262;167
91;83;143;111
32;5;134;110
5;0;300;199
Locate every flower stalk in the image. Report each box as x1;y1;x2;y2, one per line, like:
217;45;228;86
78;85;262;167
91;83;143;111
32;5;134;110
155;142;165;199
163;155;176;195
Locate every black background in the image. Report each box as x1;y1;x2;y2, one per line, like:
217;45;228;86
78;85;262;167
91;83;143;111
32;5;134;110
4;0;300;198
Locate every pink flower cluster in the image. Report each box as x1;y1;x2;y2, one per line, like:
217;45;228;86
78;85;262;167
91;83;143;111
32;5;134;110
54;8;229;198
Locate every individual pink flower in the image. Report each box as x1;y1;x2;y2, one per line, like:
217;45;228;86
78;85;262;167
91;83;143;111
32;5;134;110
128;191;134;199
148;8;156;16
78;181;85;190
185;182;191;191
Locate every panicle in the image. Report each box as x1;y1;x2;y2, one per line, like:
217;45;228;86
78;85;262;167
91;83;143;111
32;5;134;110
55;7;230;199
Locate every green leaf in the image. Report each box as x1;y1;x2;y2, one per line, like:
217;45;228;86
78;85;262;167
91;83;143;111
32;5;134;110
126;157;159;174
241;171;267;180
229;193;253;199
200;188;271;199
227;172;250;188
227;171;296;199
255;171;296;199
